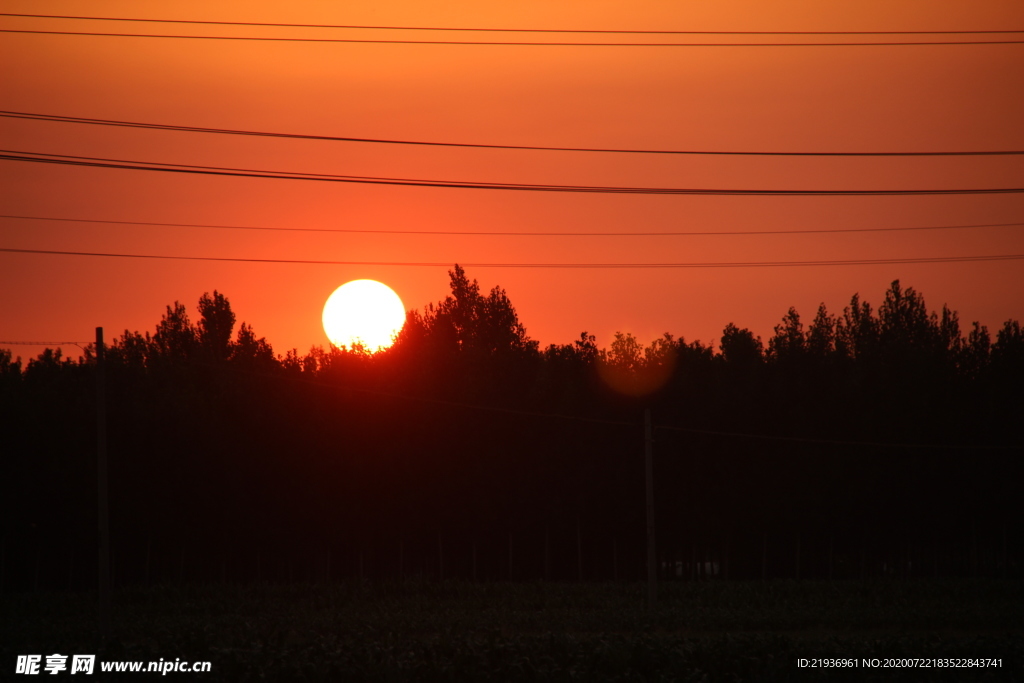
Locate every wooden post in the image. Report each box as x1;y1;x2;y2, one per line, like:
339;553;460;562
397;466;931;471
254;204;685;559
761;533;768;580
971;523;978;577
508;531;513;580
1002;523;1008;579
576;515;583;582
860;533;866;579
645;408;656;609
544;526;550;581
438;532;444;581
471;542;477;582
795;535;801;580
95;327;111;640
829;535;834;580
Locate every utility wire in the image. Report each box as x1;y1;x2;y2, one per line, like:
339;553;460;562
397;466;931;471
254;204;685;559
3;247;1022;269
0;340;89;346
653;423;1014;450
4;213;1022;238
4;150;1021;196
6;111;1021;157
4;28;1023;46
3;14;1022;35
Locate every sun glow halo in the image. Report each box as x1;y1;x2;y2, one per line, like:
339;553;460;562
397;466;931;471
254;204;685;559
322;280;406;353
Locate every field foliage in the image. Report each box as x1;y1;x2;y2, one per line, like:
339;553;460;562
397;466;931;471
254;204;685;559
3;579;1022;681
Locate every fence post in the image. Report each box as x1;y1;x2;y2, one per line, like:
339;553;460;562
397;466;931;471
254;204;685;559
96;327;111;641
645;408;656;609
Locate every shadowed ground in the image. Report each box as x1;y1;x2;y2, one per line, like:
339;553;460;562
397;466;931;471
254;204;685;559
2;578;1021;681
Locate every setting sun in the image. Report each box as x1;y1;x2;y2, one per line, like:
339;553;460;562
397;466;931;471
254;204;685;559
322;280;406;352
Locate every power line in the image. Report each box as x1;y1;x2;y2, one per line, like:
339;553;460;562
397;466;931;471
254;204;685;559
4;213;1022;238
653;423;1015;450
3;28;1022;47
6;111;1021;157
4;150;1022;196
3;247;1022;268
3;13;1021;35
0;340;88;348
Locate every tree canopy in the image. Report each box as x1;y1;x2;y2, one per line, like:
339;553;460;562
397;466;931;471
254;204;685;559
2;273;1020;588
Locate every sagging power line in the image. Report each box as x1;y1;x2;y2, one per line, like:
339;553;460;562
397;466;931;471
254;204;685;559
3;150;1021;196
4;214;1021;238
6;111;1021;157
3;247;1022;269
0;340;89;347
3;14;1021;35
4;28;1024;47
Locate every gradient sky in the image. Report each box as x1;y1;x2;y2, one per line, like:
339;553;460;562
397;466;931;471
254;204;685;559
2;1;1023;362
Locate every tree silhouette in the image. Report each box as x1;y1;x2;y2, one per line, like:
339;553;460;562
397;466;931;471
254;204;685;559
603;332;644;372
806;303;837;360
151;301;196;363
417;264;537;358
719;322;763;367
198;290;236;363
231;322;275;369
2;271;1022;588
835;292;878;362
993;319;1024;369
959;321;991;379
768;307;805;363
0;347;22;383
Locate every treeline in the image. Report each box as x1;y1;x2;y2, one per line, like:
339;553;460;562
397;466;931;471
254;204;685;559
1;266;1021;590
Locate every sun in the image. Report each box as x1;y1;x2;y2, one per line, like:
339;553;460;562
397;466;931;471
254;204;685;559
322;280;406;353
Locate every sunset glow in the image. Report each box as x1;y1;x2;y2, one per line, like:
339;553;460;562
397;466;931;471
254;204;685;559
0;1;1021;360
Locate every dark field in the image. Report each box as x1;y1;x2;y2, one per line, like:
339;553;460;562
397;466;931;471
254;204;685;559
3;579;1022;681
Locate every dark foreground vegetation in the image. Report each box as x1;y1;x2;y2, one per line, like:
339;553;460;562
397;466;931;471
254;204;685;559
1;266;1022;591
2;579;1021;681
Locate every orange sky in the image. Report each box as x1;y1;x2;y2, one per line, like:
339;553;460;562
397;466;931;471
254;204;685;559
2;1;1023;361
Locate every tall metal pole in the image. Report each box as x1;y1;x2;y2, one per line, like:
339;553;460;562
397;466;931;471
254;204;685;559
645;408;657;609
95;327;111;640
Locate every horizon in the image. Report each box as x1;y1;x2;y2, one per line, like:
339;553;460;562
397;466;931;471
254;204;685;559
2;271;1020;365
